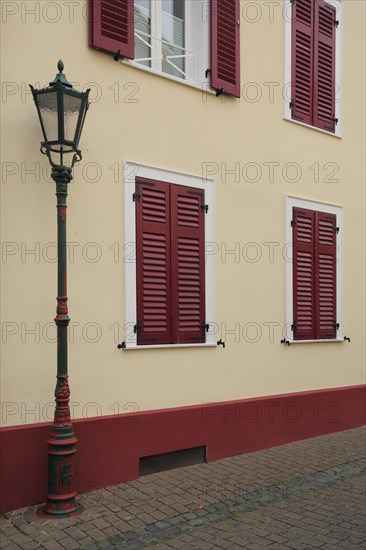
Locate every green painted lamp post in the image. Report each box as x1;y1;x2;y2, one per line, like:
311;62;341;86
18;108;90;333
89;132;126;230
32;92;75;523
30;61;90;518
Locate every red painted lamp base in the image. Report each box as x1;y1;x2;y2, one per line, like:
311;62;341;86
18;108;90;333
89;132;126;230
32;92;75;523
35;502;84;519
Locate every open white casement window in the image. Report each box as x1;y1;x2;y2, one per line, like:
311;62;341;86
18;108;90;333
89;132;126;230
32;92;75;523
134;0;208;84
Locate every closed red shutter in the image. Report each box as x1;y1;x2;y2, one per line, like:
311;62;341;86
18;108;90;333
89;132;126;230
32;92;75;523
313;0;336;132
292;208;315;340
210;0;241;98
314;212;337;338
291;0;314;125
89;0;134;59
135;179;172;345
171;186;206;344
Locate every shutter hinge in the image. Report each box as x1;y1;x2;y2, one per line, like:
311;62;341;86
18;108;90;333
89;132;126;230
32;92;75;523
133;191;141;202
334;322;340;331
134;322;143;333
291;322;296;331
334;226;339;233
114;50;125;62
290;0;295;4
202;322;209;333
289;99;295;110
117;341;126;349
205;68;211;79
333;117;339;126
201;204;209;214
217;339;226;348
334;19;339;27
291;219;296;227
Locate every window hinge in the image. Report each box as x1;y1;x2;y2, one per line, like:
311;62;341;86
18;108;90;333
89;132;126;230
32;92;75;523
201;204;209;213
202;322;209;333
134;322;143;333
205;68;211;79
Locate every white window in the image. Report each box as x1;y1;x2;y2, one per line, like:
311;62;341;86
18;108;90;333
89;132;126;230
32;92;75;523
284;0;342;137
133;0;209;87
123;161;216;349
285;196;344;344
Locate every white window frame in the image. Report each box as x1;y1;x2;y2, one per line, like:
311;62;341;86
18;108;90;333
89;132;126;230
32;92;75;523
283;0;343;138
285;195;344;344
123;0;210;92
123;161;216;349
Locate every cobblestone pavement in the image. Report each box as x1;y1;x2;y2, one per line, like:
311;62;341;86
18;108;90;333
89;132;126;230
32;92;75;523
1;427;365;549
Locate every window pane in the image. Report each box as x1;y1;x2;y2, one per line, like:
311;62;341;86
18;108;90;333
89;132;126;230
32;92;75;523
135;0;151;68
162;0;185;79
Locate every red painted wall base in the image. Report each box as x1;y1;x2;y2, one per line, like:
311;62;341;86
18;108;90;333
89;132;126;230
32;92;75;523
1;384;365;514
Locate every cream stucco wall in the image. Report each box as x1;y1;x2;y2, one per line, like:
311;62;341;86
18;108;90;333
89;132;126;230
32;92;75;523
1;1;365;427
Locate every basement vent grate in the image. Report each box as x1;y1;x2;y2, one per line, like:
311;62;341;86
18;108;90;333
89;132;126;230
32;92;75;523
139;446;206;476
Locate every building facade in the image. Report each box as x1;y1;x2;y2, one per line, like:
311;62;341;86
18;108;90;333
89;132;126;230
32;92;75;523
1;0;365;513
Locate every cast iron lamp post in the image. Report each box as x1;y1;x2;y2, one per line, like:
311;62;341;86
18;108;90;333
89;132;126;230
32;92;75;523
30;61;90;518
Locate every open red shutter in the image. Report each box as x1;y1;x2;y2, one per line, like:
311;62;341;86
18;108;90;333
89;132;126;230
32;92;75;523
313;0;336;132
136;179;172;345
89;0;134;60
210;0;240;98
291;0;314;125
171;186;205;344
293;208;315;340
315;212;337;338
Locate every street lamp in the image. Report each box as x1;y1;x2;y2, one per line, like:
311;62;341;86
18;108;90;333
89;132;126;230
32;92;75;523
30;61;90;518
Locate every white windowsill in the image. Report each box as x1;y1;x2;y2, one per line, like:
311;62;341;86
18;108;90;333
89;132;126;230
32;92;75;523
285;339;344;344
121;343;218;350
118;58;215;95
283;116;342;139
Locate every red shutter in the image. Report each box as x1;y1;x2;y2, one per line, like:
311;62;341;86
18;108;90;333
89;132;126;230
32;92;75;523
89;0;134;59
135;179;172;345
291;0;314;125
171;186;206;344
313;0;336;132
314;212;337;338
293;208;315;340
210;0;240;98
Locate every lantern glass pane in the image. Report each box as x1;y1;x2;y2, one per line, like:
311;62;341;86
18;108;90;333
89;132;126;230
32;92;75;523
63;93;82;144
37;91;58;143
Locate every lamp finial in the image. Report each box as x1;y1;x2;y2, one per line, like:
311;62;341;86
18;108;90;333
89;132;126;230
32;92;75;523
57;60;64;73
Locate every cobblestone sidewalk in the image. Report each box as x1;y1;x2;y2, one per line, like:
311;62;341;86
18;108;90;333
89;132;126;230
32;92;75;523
1;427;365;549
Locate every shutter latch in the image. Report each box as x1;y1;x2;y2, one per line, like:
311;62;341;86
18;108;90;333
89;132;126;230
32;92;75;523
114;50;125;62
134;322;143;333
